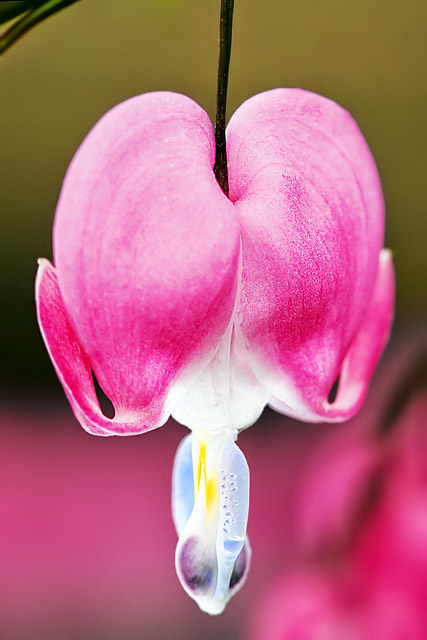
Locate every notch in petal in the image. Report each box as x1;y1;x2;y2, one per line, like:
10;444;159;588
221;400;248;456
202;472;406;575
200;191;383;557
35;259;164;435
270;250;395;421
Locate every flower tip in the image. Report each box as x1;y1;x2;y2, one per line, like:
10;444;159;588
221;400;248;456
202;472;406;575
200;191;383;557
382;247;394;260
199;599;227;616
36;258;53;280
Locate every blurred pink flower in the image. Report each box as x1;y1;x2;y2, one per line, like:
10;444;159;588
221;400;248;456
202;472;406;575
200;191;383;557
250;568;425;640
249;332;427;639
354;392;427;617
35;89;393;612
292;422;379;552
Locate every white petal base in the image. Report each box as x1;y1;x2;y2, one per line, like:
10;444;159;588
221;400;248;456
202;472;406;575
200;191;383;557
172;323;269;434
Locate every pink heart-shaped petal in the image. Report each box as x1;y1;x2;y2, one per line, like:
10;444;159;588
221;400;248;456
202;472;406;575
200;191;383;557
36;89;394;433
227;89;394;422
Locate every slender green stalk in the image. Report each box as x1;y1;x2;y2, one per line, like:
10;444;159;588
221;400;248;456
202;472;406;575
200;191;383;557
213;0;234;197
0;2;43;27
0;0;80;56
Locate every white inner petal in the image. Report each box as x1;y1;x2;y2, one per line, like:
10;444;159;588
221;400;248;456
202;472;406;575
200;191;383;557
171;322;269;433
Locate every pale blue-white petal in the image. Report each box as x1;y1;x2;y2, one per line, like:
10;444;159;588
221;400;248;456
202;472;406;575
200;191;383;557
174;429;251;614
215;436;251;603
171;432;194;536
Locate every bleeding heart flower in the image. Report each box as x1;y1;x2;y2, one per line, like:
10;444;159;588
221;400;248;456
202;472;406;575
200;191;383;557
35;89;394;614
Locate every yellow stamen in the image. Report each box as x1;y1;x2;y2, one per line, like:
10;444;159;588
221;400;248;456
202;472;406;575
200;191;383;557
194;439;218;517
205;476;218;513
196;441;206;495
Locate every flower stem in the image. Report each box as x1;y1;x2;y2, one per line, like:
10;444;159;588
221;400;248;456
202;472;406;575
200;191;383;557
213;0;234;197
0;0;80;56
0;2;41;27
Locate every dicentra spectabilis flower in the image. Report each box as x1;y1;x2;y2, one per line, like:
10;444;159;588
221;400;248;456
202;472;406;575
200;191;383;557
35;88;394;614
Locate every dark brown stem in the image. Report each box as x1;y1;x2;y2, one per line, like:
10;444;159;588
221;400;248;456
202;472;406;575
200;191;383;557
213;0;234;197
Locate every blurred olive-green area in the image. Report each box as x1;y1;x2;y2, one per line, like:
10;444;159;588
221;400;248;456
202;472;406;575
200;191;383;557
1;0;426;391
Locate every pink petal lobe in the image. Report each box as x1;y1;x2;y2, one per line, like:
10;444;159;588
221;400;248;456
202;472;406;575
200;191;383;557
52;92;240;429
318;248;395;420
35;259;151;435
227;88;393;422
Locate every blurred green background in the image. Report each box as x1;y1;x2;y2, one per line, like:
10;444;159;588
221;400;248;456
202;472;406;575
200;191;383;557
1;0;426;393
